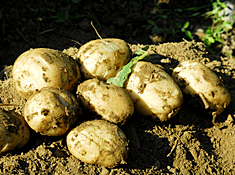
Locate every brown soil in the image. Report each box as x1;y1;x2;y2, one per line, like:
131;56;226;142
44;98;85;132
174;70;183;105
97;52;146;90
0;0;235;174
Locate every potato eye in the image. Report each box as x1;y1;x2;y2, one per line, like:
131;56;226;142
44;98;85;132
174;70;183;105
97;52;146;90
41;109;49;116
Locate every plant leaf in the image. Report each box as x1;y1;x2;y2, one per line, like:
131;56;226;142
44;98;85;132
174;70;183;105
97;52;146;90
185;30;193;39
147;20;155;26
106;61;133;87
208;36;215;43
106;46;149;87
183;21;190;29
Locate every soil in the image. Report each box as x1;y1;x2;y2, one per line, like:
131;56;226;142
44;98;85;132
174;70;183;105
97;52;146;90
0;0;235;174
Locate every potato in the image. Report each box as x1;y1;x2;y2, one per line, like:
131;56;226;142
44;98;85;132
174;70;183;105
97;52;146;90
12;48;81;99
66;120;128;168
75;38;131;81
24;87;82;136
124;61;183;122
77;78;134;125
172;60;230;123
0;109;30;153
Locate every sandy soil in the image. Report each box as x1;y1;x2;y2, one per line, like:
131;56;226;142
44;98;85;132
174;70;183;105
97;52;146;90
0;40;235;175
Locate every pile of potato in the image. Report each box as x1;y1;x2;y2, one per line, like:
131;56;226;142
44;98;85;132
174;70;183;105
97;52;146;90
1;38;230;168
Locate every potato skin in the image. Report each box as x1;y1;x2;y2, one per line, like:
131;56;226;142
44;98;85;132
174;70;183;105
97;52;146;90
0;109;30;153
66;120;128;168
77;78;134;125
12;48;81;99
172;60;230;120
75;38;131;81
24;87;82;136
124;61;183;122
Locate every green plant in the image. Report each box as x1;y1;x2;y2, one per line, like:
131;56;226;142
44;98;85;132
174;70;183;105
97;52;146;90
146;4;209;41
29;8;39;15
107;45;149;87
24;21;55;38
51;11;69;23
180;21;193;39
201;0;234;49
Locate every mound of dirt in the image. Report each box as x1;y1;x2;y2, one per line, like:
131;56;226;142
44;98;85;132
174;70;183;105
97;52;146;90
0;40;234;175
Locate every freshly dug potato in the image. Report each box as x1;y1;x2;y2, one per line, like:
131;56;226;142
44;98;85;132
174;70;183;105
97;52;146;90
77;78;134;125
172;60;230;123
66;120;128;168
0;109;30;153
12;48;81;99
75;38;131;81
124;61;183;122
24;87;82;136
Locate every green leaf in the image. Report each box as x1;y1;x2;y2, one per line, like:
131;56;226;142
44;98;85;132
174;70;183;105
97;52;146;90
207;36;215;43
185;30;193;39
140;45;149;53
212;2;219;10
220;23;233;29
51;11;69;23
175;8;183;12
160;15;168;19
175;23;182;28
145;25;152;30
214;26;223;33
205;27;213;35
106;46;149;87
190;12;201;17
106;61;133;87
214;35;223;43
219;2;227;8
147;20;156;26
183;21;190;29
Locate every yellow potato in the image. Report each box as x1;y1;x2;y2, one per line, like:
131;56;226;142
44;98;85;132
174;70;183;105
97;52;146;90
124;61;183;122
77;78;134;125
172;60;230;123
75;38;131;81
66;120;128;168
24;87;82;136
0;109;30;153
12;48;81;99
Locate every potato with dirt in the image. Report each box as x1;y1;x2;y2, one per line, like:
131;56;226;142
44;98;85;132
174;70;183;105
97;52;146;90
12;48;81;99
124;61;183;122
0;109;30;153
66;119;128;168
172;60;230;123
74;38;131;81
24;87;82;136
77;78;134;125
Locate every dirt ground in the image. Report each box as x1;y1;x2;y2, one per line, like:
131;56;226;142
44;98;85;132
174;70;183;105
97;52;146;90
0;0;235;174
